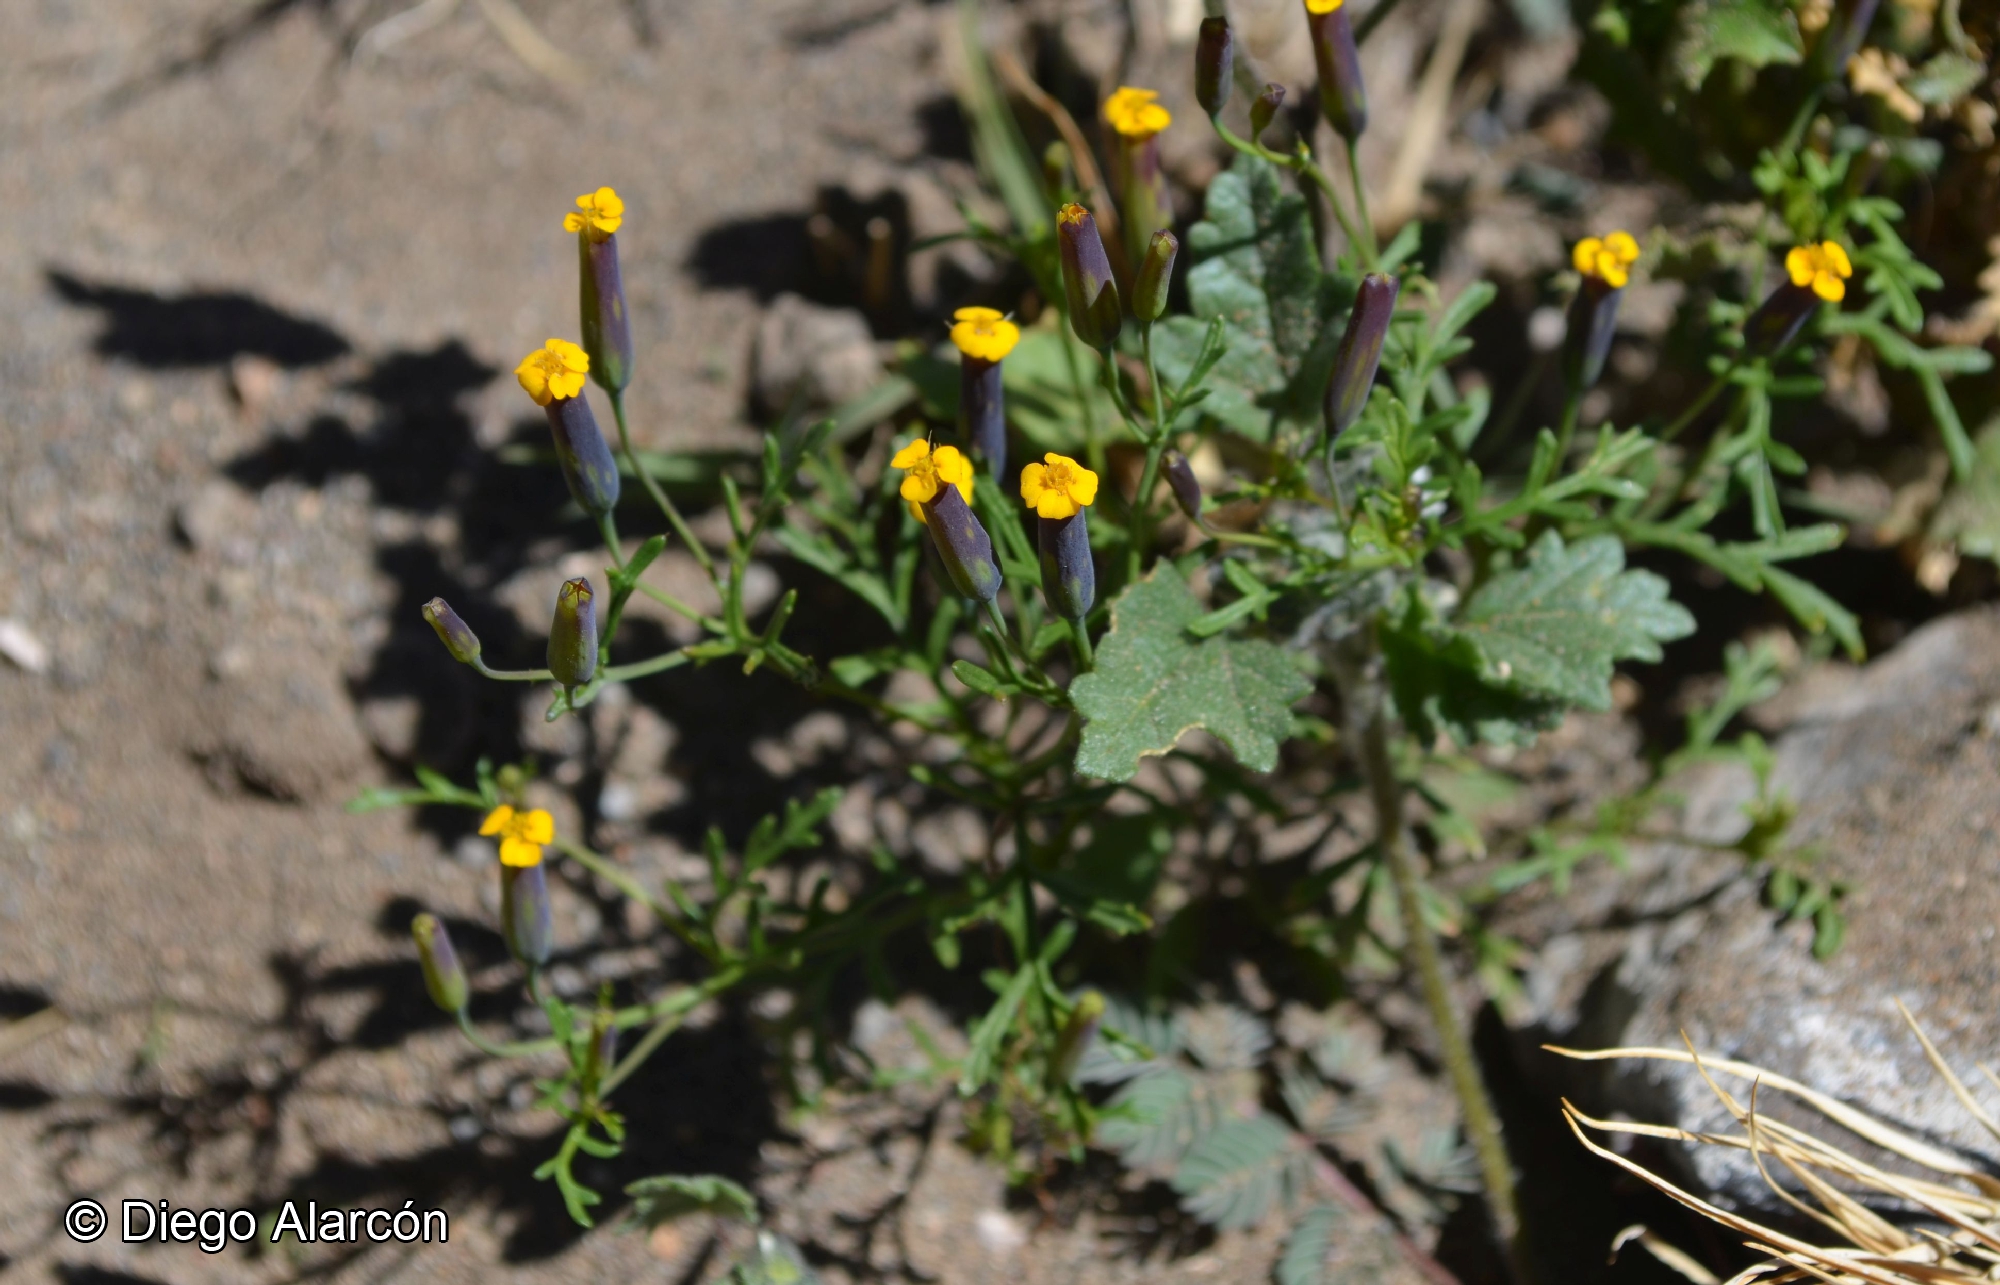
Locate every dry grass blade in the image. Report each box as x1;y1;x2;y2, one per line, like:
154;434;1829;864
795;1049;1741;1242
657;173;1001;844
1554;1017;2000;1284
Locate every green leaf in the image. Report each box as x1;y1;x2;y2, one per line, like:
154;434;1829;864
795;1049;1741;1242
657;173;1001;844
1454;532;1695;710
1382;595;1564;747
958;964;1035;1095
1670;0;1801;88
1905;52;1986;107
1170;1114;1305;1230
1071;564;1312;781
1276;1205;1356;1285
951;659;1018;701
1931;418;2000;561
1761;565;1863;659
626;1173;758;1226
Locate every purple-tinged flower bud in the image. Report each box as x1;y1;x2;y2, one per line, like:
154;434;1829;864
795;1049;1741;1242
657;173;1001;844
1744;242;1854;357
547;577;598;693
1196;18;1234;118
1163;450;1205;527
412;913;469;1013
1038;511;1096;622
1133;230;1178;326
423;597;481;665
1057;204;1123;352
950;308;1022;480
1050;990;1105;1086
1104;87;1174;284
919;484;1003;603
1249;84;1286;140
500;862;553;967
1817;0;1882;76
565;188;633;393
1564;233;1640;393
1305;0;1367;141
544;392;622;520
1323;273;1399;446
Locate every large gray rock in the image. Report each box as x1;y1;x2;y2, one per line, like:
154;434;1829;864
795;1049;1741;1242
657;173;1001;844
1514;607;2000;1209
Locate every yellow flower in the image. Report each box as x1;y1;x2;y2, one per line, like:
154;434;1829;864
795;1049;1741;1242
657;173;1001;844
515;338;590;406
1572;231;1641;288
1305;0;1345;12
1020;452;1100;519
1104;87;1172;140
562;186;624;242
891;438;974;523
481;804;555;868
1786;241;1854;303
949;307;1021;363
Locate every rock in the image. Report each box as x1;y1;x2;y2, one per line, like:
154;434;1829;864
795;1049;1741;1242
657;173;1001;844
1514;607;2000;1211
0;619;50;674
750;293;882;414
190;643;372;802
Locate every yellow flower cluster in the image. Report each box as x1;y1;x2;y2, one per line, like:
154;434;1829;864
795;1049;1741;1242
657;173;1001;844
1020;453;1099;520
1572;231;1640;289
562;186;624;242
949;307;1021;363
515;338;589;405
892;439;975;523
1786;241;1854;303
1103;87;1172;140
482;804;555;868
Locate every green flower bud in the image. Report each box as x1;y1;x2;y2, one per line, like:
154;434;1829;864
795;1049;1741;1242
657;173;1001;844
1306;2;1367;141
411;913;469;1013
422;597;481;665
1163;449;1205;527
1195;18;1234;118
1249;83;1286;140
920;484;1002;604
1050;990;1105;1086
547;577;598;693
1056;203;1122;352
1038;509;1096;623
544;393;622;520
1133;230;1178;326
500;862;553;968
1323;273;1399;446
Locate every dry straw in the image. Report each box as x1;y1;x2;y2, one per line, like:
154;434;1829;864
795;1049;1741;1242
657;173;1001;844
1553;1002;2000;1284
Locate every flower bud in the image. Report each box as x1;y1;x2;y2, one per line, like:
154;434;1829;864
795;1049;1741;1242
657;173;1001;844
1050;990;1105;1086
547;577;598;692
1817;0;1882;75
544;393;622;520
1745;242;1853;357
412;913;469;1013
1323;273;1399;446
1249;84;1286;140
500;862;553;967
1104;87;1174;282
1195;18;1234;118
1038;511;1096;622
1057;204;1122;352
580;236;634;395
950;308;1022;480
920;484;1003;603
1163;450;1205;526
1563;277;1622;393
1306;0;1367;141
422;597;482;665
1133;230;1178;326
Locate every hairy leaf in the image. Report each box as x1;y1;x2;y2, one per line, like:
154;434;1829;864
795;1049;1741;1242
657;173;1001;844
1670;0;1800;88
1171;1114;1307;1230
1072;564;1312;781
626;1173;758;1226
1382;595;1564;748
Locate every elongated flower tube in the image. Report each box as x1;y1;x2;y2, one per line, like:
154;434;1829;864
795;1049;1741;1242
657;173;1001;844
1022;453;1099;623
565;187;633;394
411;913;469;1013
1305;0;1366;141
547;577;598;694
1195;18;1234;118
1105;87;1174;278
1323;273;1400;447
1163;449;1205;527
1133;230;1178;326
895;440;999;601
1745;241;1853;357
950;308;1021;479
1564;231;1640;393
500;862;553;967
1057;203;1122;351
423;597;481;665
1817;0;1882;76
1249;83;1286;141
518;339;621;519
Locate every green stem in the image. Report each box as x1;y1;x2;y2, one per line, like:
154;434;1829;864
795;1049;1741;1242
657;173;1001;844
595;512;627;573
601;648;693;682
1056;305;1107;477
1344;138;1379;263
1352;682;1529;1281
1551;392;1582;465
1068;616;1094;671
633;581;724;629
609;390;717;583
455;1007;561;1058
1125;327;1174;585
600;967;742;1095
1658;367;1734;443
1210;121;1378;271
554;837;713;960
473;659;555;683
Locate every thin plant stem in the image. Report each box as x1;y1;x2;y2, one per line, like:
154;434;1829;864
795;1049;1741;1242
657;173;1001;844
1351;683;1530;1282
456;1007;560;1058
554;837;713;960
1345;138;1379;263
1211;122;1378;271
1659;367;1735;442
1069;616;1094;670
1126;326;1174;584
1552;391;1582;465
1056;304;1107;476
595;512;626;572
609;390;716;582
600;967;742;1095
473;659;555;682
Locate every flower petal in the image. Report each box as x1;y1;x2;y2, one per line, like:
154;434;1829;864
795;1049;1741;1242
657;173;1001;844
1812;272;1845;303
480;805;514;837
890;439;932;469
1020;462;1049;506
522;809;555;843
1037;491;1079;519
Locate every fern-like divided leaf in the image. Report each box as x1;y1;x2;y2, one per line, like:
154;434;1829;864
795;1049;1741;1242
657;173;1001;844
1276;1203;1346;1285
1171;1113;1311;1231
1181;1003;1273;1072
626;1172;758;1227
